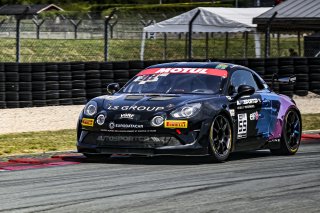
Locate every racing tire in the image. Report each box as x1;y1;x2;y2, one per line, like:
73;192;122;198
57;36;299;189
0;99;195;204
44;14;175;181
99;62;113;70
208;114;233;162
270;109;301;155
0;72;5;82
70;63;85;71
309;74;320;81
85;62;100;70
18;63;32;73
100;70;114;79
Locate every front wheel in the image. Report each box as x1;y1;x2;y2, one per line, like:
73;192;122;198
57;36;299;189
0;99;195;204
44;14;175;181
270;109;301;155
208;114;233;162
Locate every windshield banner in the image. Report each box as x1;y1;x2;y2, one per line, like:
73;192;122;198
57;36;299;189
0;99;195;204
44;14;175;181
137;68;228;77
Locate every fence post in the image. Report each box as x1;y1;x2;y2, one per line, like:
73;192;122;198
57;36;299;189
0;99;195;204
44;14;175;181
15;6;30;62
188;9;201;60
15;16;21;62
69;19;82;39
108;15;118;39
205;32;209;60
264;12;277;58
298;31;301;56
163;33;167;60
32;17;45;39
244;31;248;58
104;9;117;62
225;32;229;58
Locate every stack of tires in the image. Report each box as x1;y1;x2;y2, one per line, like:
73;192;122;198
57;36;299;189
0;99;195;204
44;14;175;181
71;62;87;105
85;62;102;100
0;64;4;108
113;62;130;87
100;62;114;95
4;63;20;108
264;58;279;93
293;58;309;96
58;63;73;105
46;63;59;106
248;58;264;77
278;58;295;97
309;58;320;95
129;61;144;78
32;63;47;107
19;63;33;108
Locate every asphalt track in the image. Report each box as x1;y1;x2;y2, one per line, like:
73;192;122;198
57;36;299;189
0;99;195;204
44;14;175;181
0;139;319;213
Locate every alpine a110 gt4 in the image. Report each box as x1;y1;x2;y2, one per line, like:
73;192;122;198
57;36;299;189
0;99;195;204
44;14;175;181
77;62;302;162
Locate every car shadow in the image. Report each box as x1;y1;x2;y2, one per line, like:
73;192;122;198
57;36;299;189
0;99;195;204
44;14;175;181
62;150;274;165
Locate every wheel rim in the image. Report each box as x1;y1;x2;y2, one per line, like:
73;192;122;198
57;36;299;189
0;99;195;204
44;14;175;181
284;111;301;151
209;115;232;157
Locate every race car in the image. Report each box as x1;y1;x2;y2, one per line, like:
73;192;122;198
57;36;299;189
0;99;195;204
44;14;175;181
77;62;302;162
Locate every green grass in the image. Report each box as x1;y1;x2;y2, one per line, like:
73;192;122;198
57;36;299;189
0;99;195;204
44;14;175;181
0;114;318;156
0;129;76;156
302;114;320;131
0;35;302;62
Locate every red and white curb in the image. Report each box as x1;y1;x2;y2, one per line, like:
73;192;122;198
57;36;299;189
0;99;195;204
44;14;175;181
0;153;84;171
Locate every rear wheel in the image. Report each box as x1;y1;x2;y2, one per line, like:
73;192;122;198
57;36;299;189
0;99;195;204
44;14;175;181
270;109;301;155
208;115;233;162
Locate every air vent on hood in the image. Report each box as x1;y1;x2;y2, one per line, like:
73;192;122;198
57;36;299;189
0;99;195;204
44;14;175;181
149;96;176;101
125;95;144;100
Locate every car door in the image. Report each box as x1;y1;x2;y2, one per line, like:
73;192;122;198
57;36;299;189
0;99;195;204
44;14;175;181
228;70;268;150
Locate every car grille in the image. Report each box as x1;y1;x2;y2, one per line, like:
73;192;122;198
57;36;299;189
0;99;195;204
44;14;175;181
82;132;182;148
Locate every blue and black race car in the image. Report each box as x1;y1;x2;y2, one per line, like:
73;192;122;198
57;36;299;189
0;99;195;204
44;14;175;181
77;62;302;162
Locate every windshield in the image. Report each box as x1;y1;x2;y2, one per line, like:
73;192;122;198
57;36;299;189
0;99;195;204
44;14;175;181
119;73;225;94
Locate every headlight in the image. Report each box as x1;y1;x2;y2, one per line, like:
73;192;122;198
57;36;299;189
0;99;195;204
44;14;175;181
84;101;98;116
170;103;202;118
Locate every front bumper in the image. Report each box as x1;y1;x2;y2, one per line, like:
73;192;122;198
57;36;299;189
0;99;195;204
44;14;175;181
77;127;210;156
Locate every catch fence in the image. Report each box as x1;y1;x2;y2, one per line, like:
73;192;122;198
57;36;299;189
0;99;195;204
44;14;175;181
0;11;317;62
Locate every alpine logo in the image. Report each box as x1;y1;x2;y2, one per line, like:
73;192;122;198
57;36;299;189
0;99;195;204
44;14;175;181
120;113;135;119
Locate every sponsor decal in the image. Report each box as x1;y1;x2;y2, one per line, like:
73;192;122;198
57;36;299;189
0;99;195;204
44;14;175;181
120;113;135;120
109;121;115;129
101;129;157;133
97;135;163;145
216;63;229;70
107;105;165;112
267;138;280;143
137;68;228;77
108;121;143;129
226;96;232;101
237;113;247;139
229;109;235;117
237;105;255;110
250;111;259;121
237;98;261;106
81;118;94;127
164;120;188;129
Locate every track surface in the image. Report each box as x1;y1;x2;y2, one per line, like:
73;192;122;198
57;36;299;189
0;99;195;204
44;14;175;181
0;140;319;213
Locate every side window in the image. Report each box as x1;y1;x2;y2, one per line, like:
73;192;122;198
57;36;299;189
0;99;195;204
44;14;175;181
252;73;265;90
230;70;259;92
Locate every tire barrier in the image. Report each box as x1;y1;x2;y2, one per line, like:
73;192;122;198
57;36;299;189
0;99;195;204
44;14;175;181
0;58;320;109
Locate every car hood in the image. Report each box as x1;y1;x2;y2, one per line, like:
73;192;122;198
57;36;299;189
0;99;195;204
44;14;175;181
96;93;217;113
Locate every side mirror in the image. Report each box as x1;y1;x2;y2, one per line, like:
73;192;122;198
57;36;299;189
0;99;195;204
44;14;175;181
107;83;120;94
232;85;255;101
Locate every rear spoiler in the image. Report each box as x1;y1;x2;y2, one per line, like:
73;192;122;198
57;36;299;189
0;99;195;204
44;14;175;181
271;74;296;90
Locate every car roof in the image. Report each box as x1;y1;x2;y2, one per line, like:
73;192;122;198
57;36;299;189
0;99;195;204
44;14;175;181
147;61;246;71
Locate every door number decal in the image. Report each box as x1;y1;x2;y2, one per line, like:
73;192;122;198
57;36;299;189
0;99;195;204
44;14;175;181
238;113;247;139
